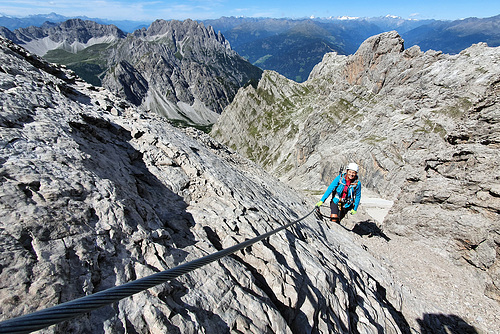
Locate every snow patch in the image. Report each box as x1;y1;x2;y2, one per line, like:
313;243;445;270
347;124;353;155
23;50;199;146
359;189;394;223
331;16;360;20
361;197;394;223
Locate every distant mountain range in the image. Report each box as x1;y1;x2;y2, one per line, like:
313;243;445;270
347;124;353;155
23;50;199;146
1;13;499;84
402;15;500;54
0;12;150;32
0;18;262;128
204;15;500;81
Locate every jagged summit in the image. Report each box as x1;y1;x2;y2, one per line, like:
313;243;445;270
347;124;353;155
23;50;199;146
103;19;262;126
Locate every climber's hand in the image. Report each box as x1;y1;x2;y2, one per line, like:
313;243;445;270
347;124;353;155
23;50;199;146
350;209;357;215
315;201;323;207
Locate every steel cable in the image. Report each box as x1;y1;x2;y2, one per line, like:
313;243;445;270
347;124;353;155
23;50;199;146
0;208;316;334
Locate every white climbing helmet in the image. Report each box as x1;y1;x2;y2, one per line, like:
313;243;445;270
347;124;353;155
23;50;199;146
346;162;359;172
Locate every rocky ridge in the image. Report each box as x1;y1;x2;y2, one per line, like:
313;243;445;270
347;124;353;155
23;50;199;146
212;31;500;332
0;36;418;333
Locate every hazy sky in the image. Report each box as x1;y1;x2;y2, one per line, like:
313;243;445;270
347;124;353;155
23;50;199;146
1;0;499;22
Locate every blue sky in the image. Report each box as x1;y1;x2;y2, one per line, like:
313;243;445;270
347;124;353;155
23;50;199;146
1;0;499;21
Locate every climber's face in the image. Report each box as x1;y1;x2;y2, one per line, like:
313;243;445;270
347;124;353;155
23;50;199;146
346;169;357;180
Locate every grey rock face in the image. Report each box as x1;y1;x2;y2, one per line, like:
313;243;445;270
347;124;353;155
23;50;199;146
212;31;500;331
0;36;412;333
103;19;262;124
102;60;149;106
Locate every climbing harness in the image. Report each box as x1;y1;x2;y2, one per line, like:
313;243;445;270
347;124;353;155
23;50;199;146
0;208;316;334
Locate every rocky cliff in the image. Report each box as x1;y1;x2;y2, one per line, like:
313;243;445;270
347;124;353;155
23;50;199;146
212;31;500;332
0;36;418;333
102;19;262;126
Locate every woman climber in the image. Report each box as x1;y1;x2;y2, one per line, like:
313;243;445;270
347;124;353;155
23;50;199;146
315;162;362;224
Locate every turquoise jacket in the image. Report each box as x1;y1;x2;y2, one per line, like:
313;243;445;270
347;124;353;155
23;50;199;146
320;173;361;210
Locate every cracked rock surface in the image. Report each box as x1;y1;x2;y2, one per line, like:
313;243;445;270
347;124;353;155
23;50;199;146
0;36;413;333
